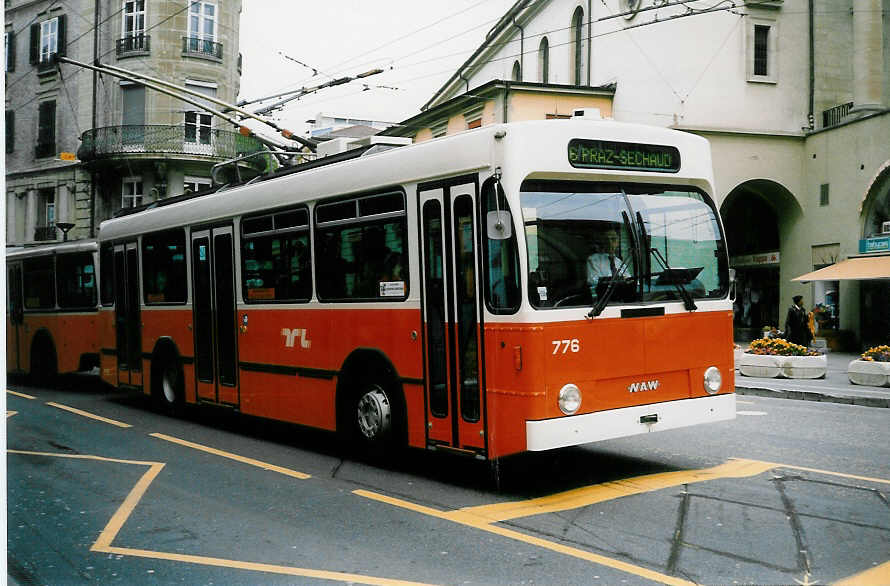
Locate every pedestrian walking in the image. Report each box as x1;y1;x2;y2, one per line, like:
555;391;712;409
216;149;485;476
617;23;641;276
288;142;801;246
784;294;813;347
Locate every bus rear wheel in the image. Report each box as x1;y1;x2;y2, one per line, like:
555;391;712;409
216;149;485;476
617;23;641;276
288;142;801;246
153;355;184;416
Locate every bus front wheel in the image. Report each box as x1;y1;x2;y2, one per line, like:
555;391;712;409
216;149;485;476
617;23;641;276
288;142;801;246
356;384;393;442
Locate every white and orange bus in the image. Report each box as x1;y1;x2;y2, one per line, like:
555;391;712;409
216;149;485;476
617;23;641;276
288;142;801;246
96;116;735;458
7;240;101;383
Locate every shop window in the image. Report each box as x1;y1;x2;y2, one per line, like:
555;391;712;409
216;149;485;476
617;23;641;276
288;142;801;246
142;228;187;303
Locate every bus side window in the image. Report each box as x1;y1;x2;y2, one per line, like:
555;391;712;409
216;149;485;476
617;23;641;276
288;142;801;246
315;192;408;302
22;256;55;309
482;180;520;313
142;229;188;304
242;207;312;303
57;252;97;308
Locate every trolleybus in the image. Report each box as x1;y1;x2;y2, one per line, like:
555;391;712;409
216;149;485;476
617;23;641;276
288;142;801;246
96;116;735;458
7;239;101;382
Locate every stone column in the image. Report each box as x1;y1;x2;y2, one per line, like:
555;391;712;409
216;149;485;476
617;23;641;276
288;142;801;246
166;165;185;198
25;189;38;243
852;0;884;114
7;192;18;244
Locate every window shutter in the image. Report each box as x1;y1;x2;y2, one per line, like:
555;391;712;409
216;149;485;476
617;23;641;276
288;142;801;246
57;15;67;57
6;111;15;154
29;23;39;64
7;31;15;72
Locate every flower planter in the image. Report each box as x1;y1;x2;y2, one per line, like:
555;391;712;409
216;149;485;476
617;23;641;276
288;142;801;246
738;353;827;379
847;359;890;387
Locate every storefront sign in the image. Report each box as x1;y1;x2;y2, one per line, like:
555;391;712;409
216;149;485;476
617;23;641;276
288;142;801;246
568;139;680;173
859;236;890;254
731;251;780;267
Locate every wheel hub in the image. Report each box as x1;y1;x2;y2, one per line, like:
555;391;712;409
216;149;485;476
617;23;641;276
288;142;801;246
356;387;392;440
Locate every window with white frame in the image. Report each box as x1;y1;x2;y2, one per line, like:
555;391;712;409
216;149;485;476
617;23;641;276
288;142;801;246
189;1;217;42
184;176;211;193
185;112;212;144
747;18;777;83
122;1;146;38
122;178;143;209
39;18;59;63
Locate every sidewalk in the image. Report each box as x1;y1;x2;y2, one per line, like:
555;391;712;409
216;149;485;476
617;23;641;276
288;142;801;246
733;348;890;408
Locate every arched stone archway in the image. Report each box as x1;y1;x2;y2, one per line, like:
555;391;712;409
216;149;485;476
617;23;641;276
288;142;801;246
858;162;890;347
721;179;802;341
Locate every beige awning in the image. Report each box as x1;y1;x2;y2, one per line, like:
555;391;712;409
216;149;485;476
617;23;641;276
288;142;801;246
792;255;890;282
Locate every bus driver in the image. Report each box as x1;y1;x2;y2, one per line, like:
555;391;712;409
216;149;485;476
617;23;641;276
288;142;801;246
586;227;628;298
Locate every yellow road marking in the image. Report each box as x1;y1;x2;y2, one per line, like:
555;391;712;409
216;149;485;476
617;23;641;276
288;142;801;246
150;432;311;479
9;449;428;585
47;402;132;428
835;561;890;586
8;390;36;399
355;489;693;586
7;410;19;418
455;459;775;522
757;460;890;485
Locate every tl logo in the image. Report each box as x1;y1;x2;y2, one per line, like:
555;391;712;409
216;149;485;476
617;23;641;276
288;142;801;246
281;328;311;349
628;380;660;393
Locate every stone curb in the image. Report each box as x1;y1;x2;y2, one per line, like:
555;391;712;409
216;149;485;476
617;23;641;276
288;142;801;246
735;386;890;408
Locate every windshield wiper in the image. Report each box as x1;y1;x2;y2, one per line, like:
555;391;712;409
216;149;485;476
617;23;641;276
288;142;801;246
587;212;638;319
649;247;697;311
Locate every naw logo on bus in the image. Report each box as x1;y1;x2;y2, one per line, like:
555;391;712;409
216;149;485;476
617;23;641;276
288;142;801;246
627;379;660;393
281;328;311;349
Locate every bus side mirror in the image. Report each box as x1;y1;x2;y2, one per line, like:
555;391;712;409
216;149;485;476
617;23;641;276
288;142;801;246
487;211;512;240
728;268;736;301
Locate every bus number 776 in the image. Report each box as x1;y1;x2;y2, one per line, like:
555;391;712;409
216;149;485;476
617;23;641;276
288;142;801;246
552;339;580;354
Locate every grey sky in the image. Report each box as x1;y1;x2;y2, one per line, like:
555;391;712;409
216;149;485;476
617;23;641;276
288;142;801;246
238;1;514;136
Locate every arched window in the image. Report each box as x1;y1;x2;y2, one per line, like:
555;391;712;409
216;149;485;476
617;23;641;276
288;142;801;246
570;7;585;85
538;36;549;83
511;59;521;82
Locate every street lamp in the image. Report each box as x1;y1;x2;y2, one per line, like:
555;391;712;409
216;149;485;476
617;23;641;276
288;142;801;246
56;222;75;242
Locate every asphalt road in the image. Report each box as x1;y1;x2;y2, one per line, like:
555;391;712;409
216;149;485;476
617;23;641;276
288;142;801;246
6;376;890;585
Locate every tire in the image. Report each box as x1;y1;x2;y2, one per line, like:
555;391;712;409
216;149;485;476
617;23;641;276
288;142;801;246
348;381;404;459
29;337;58;388
153;355;184;416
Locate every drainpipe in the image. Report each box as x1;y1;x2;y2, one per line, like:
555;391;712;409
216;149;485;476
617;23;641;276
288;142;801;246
512;17;524;80
808;0;814;129
89;0;99;237
587;0;588;87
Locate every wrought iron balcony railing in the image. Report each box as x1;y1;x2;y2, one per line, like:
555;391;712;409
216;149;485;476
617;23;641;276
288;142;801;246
77;125;266;163
116;35;150;57
34;225;57;242
182;36;223;60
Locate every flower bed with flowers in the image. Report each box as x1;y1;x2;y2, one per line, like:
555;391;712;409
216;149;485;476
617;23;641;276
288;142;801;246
747;338;821;357
848;345;890;387
738;339;827;379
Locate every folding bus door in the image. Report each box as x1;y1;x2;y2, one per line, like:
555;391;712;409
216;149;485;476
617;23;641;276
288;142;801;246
115;243;142;388
419;182;485;453
191;226;239;406
7;263;24;372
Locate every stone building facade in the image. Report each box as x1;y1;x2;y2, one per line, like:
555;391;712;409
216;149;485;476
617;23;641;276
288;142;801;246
5;0;255;244
388;0;890;348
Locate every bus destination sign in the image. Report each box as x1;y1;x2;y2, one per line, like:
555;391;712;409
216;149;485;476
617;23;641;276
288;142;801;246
568;139;680;173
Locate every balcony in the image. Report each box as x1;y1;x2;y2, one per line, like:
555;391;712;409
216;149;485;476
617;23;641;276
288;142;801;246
182;36;223;61
822;102;853;128
116;35;151;58
77;125;266;165
34;225;57;242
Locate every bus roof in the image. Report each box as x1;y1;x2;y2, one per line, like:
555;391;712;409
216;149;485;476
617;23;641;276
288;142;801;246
6;239;98;261
98;119;714;242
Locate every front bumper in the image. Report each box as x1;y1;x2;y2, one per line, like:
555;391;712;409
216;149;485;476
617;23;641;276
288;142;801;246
526;393;736;451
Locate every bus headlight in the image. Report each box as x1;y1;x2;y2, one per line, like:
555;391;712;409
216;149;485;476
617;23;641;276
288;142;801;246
703;367;722;394
558;384;582;415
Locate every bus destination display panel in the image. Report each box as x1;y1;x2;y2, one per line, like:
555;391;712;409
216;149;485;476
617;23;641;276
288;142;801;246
568;139;681;173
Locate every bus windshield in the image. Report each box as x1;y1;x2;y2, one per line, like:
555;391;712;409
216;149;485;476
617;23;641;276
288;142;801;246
521;180;728;309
